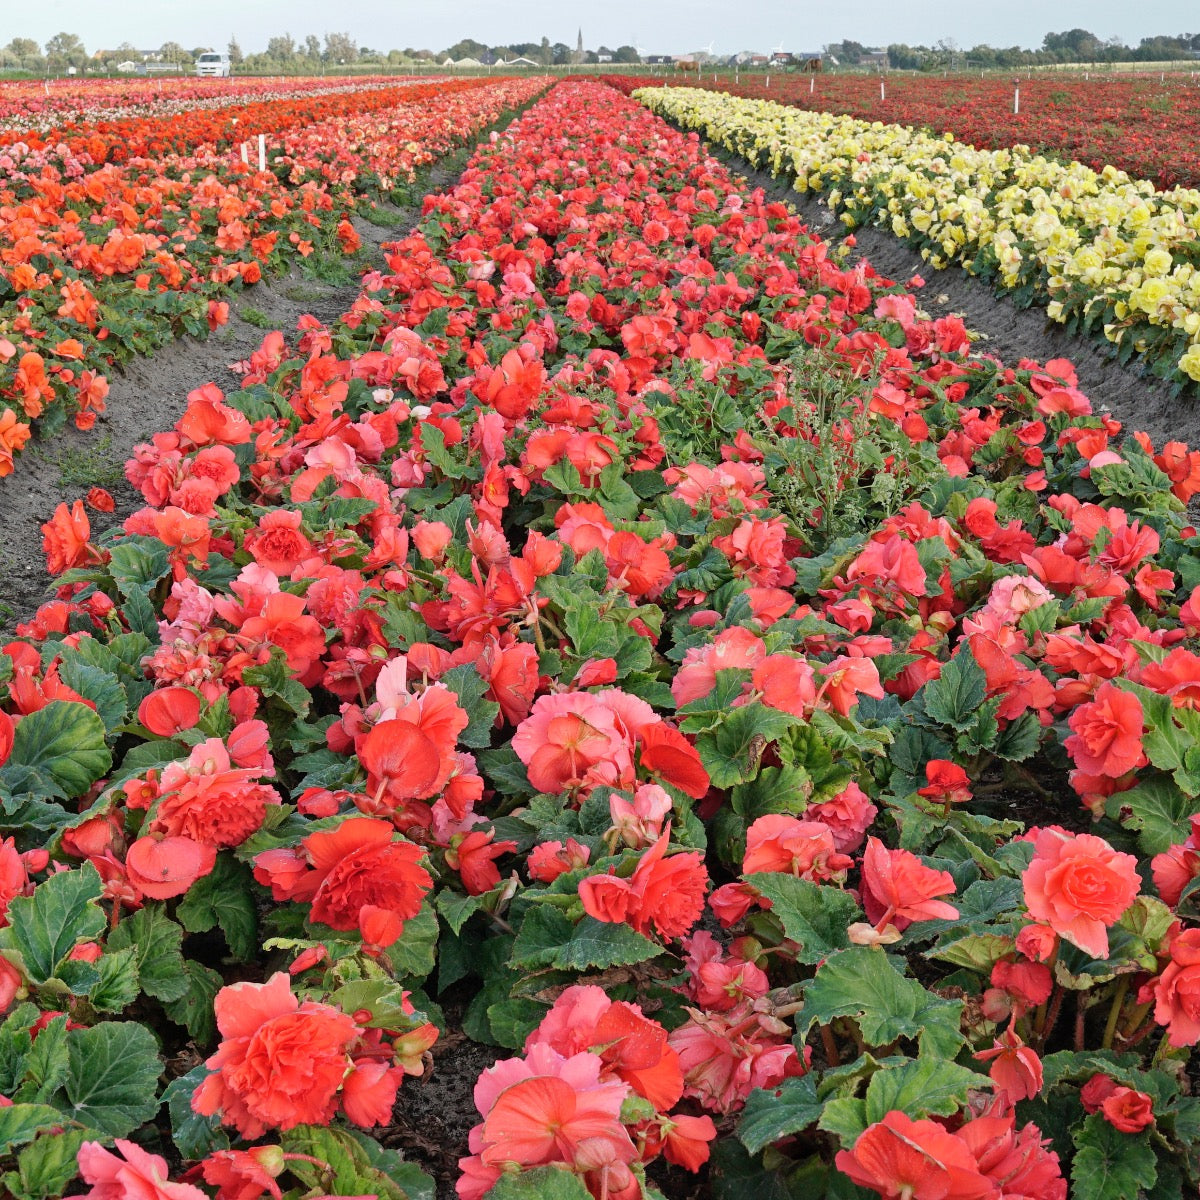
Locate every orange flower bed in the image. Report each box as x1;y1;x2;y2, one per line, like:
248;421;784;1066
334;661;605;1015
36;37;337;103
0;76;546;475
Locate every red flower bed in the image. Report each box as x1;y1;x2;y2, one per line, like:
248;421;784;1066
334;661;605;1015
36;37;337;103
2;78;1200;1199
0;77;503;161
0;75;424;135
608;72;1200;190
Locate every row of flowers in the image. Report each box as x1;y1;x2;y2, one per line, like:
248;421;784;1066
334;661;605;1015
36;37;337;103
0;75;433;135
629;84;1200;390
628;73;1200;191
0;76;546;475
0;76;481;160
3;76;1200;1199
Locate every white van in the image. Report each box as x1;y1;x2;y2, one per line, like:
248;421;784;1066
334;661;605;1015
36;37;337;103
196;52;231;77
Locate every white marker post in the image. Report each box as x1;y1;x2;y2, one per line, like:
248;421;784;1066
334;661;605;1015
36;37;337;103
240;142;249;165
880;78;885;102
1014;84;1020;114
810;74;814;94
258;134;266;172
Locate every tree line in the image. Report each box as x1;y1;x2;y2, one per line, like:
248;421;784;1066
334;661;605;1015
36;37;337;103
3;27;1199;76
828;29;1200;72
0;32;641;75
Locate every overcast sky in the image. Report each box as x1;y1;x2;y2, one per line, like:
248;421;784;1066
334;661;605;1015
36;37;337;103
8;0;1197;56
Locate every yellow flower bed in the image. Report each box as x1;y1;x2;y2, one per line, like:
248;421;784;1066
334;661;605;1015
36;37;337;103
634;86;1200;386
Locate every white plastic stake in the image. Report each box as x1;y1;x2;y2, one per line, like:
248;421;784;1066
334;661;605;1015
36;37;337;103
1013;85;1019;114
880;79;885;101
765;74;770;87
809;75;814;94
240;141;248;165
258;134;266;171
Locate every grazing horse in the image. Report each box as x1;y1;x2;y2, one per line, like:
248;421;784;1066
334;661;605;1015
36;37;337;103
803;57;822;74
675;60;700;73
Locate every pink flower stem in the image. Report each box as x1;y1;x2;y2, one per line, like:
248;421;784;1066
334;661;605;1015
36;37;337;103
281;1154;330;1169
810;676;833;713
1073;992;1088;1051
1033;983;1064;1049
349;658;369;709
1116;1009;1156;1051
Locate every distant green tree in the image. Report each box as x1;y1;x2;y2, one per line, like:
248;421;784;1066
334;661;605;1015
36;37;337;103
45;32;87;70
993;46;1031;68
442;38;488;61
6;37;40;59
1042;29;1101;60
886;43;924;70
1135;34;1194;60
323;32;358;63
227;37;244;65
827;40;866;64
265;34;296;61
500;42;543;63
94;41;137;65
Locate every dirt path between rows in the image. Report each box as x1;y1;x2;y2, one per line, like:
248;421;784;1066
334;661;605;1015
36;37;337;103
700;140;1198;448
